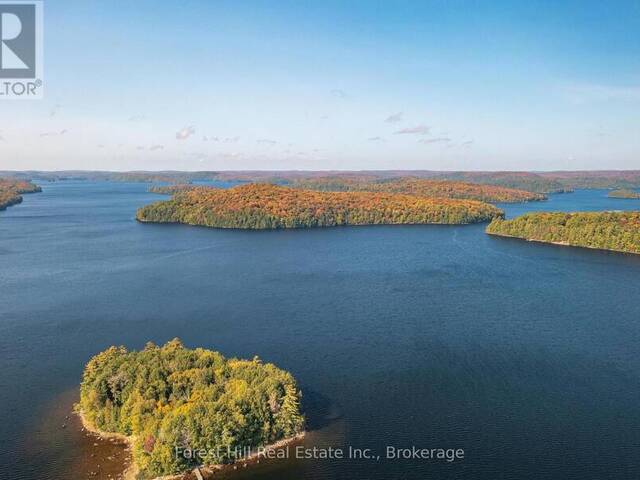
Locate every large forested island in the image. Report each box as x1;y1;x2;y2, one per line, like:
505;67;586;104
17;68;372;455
486;211;640;255
136;183;503;229
0;178;41;210
288;177;545;203
608;189;640;199
78;339;304;479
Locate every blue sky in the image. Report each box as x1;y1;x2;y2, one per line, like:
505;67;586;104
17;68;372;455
1;0;639;171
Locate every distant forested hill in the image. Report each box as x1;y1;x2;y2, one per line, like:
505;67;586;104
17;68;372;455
5;170;640;191
288;177;546;203
0;170;221;184
540;171;640;190
430;172;571;194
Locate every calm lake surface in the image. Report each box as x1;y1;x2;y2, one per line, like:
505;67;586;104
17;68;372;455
2;182;640;480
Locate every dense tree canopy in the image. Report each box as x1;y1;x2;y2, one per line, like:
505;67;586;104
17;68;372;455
608;189;640;199
434;172;571;194
0;178;41;211
151;177;545;203
79;339;304;478
289;176;545;203
136;183;503;229
5;170;640;191
541;172;640;190
148;184;197;195
486;211;640;254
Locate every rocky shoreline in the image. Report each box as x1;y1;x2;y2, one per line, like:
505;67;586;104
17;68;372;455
77;409;305;480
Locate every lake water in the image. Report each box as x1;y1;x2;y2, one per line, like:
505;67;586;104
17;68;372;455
2;182;640;480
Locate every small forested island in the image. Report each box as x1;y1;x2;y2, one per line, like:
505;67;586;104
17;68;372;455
148;184;196;195
136;183;503;229
289;176;546;203
608;189;640;199
78;339;304;479
486;211;640;254
0;178;41;210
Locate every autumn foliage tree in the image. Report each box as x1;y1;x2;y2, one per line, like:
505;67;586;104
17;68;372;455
289;176;546;203
486;211;640;254
0;178;41;211
136;183;503;229
608;189;640;199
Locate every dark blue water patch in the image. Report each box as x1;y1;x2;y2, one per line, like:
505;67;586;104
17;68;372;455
1;183;640;480
496;189;640;218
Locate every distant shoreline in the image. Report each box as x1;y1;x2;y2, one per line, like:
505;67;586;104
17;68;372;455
486;231;640;256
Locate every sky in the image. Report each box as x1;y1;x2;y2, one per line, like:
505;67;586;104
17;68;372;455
1;0;639;171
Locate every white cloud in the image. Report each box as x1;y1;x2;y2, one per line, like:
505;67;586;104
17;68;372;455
49;104;62;117
394;125;430;135
384;112;403;123
419;137;451;144
202;135;238;143
176;125;196;140
40;129;68;137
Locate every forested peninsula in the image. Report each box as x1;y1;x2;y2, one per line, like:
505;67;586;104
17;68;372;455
486;211;640;254
288;177;546;203
78;339;304;479
0;178;41;210
608;189;640;199
136;183;503;229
